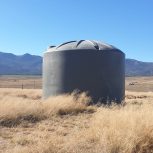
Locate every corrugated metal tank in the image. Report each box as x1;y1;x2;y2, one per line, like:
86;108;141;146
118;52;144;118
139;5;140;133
43;40;125;103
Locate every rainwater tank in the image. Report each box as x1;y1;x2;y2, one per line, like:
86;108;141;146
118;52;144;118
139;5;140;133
43;40;125;103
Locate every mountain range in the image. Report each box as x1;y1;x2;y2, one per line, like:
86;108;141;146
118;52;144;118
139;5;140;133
0;52;42;75
0;52;153;76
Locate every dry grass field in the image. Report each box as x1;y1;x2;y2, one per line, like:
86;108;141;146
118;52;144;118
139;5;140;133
1;76;153;153
1;75;153;92
126;76;153;92
0;75;42;89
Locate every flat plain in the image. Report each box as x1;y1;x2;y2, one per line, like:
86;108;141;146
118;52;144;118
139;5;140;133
0;75;42;89
0;75;153;153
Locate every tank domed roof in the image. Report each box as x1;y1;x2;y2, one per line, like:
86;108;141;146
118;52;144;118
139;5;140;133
47;40;121;52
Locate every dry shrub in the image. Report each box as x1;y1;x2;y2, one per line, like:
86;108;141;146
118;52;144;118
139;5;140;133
0;88;42;100
0;96;44;127
125;91;153;99
126;95;148;99
132;128;153;153
43;92;95;116
72;103;153;153
1;89;153;153
0;91;95;127
11;102;153;153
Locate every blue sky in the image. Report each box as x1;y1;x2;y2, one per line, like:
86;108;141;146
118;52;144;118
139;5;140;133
0;0;153;61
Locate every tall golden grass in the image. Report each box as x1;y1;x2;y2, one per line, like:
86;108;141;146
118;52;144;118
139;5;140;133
0;88;153;153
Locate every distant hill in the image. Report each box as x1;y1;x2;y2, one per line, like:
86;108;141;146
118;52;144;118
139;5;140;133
0;52;153;76
0;52;42;75
126;59;153;76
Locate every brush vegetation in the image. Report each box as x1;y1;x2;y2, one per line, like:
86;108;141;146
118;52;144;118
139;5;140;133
0;89;153;153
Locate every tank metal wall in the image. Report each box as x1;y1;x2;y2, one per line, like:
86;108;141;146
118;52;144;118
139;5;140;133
43;50;125;103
